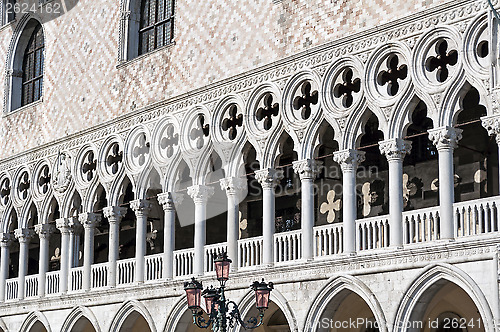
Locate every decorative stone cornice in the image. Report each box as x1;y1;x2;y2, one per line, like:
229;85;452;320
481;115;500;144
34;224;55;239
187;185;214;204
103;206;128;223
78;212;102;229
379;138;412;162
428;126;463;151
333;149;366;172
130;199;152;216
14;228;35;243
219;177;246;196
292;159;322;180
254;168;283;189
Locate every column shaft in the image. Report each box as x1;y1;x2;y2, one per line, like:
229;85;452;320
157;193;177;280
187;185;214;276
220;177;243;269
38;236;49;296
0;236;10;302
131;200;151;283
104;206;127;288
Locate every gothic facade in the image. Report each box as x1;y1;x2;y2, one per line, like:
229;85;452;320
0;0;499;331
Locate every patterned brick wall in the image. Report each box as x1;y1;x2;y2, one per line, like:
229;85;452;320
0;0;449;159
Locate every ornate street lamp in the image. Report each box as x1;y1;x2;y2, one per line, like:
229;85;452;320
184;252;273;331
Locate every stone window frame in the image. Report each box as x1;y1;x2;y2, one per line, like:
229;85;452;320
118;0;176;64
3;14;46;114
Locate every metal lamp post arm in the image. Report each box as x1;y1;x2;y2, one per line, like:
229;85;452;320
226;301;265;330
488;0;500;21
192;310;215;329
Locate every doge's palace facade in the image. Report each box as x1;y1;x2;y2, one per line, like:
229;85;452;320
0;0;499;331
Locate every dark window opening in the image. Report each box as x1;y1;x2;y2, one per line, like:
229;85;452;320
139;0;175;55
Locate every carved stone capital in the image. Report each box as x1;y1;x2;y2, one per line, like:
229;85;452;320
187;185;214;204
130;199;152;217
254;168;284;189
333;149;366;172
14;228;35;243
379;138;412;162
56;217;80;234
157;192;175;211
428;126;462;151
78;212;102;229
219;177;246;196
0;233;12;247
103;206;128;223
481;115;500;144
34;223;55;239
292;159;322;180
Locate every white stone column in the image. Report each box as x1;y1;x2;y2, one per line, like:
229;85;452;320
255;168;283;265
14;228;34;300
333;150;365;254
56;217;78;294
79;213;101;291
429;126;463;240
220;177;245;269
130;199;151;283
34;224;53;297
157;193;182;280
0;233;12;302
292;159;320;261
379;139;412;248
481;115;500;191
187;185;214;276
103;206;127;287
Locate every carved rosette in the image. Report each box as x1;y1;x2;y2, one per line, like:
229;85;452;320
78;212;102;229
481;115;500;144
14;228;35;243
333;149;366;172
130;199;152;216
379;138;412;162
34;223;55;240
187;185;215;204
254;168;284;189
219;177;246;196
103;206;128;223
428;126;463;151
292;159;322;180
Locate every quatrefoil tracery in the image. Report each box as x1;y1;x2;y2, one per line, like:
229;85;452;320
82;151;97;182
132;133;150;167
18;171;30;200
425;39;458;83
106;143;123;175
190;114;210;149
160;124;179;158
222;105;243;140
334;68;361;108
377;54;407;96
38;165;51;194
293;81;318;120
0;178;10;205
256;93;279;131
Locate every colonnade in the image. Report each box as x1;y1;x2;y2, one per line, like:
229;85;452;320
0;124;497;301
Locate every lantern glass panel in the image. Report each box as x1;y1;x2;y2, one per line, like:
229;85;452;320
186;288;201;309
215;260;231;281
255;289;270;309
205;296;215;314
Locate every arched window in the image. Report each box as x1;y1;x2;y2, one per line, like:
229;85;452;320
139;0;174;55
6;18;45;112
21;23;44;106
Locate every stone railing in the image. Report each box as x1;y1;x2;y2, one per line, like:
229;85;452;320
1;196;499;302
356;215;390;250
